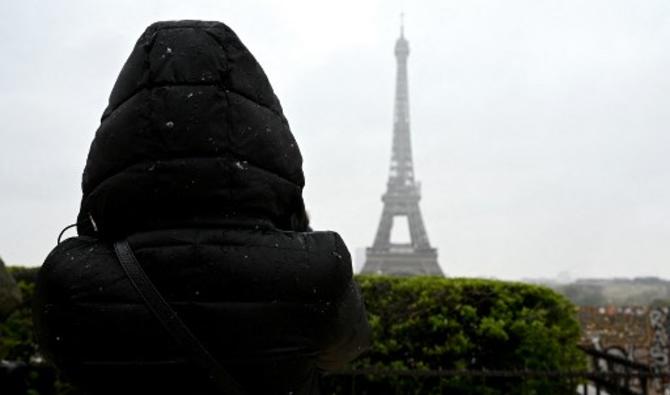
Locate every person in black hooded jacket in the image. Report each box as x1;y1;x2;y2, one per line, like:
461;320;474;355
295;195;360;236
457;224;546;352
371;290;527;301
33;20;370;395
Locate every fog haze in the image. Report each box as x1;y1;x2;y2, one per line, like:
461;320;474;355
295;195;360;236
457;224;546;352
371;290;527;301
1;0;669;280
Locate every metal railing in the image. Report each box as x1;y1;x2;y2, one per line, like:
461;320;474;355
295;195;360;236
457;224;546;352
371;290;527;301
577;345;668;395
2;347;668;395
322;347;670;395
323;368;669;395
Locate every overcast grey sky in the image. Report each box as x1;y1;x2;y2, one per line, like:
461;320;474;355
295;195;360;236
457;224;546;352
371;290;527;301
1;0;669;280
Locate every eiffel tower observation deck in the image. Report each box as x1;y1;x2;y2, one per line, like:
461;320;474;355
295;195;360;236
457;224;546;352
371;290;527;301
361;20;443;277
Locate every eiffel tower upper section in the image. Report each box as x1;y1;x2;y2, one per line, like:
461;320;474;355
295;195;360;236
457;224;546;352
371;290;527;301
362;21;443;276
388;25;414;196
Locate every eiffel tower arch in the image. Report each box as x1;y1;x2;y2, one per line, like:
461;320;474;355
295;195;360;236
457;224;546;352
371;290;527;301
361;21;443;277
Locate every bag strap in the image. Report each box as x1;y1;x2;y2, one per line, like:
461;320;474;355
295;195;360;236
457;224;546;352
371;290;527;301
113;240;247;395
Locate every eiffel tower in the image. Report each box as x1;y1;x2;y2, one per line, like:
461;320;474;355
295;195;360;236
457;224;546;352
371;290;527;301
361;20;443;276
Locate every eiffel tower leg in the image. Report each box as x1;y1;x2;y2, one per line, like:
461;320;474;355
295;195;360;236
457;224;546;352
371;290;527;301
407;204;430;249
372;205;393;249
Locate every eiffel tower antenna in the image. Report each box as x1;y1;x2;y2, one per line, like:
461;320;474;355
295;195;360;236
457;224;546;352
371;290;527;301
361;18;443;276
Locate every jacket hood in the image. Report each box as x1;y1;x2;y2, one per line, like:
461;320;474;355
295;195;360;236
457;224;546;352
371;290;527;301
77;20;305;237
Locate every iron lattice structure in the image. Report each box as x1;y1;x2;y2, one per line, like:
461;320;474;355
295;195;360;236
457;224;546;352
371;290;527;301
361;25;443;276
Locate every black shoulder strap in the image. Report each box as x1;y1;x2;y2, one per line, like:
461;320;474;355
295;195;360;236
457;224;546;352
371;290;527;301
113;240;247;395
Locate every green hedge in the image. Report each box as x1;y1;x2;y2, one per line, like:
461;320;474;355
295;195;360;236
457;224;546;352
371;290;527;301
1;271;584;394
322;276;586;395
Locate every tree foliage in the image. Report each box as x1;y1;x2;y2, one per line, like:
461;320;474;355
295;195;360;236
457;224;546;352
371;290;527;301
323;276;585;395
0;258;23;320
0;281;35;362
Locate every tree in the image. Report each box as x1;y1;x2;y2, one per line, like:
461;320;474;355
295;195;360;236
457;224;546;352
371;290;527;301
323;276;586;395
0;257;22;321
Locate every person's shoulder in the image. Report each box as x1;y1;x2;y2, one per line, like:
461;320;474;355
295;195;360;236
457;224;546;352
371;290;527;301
283;230;349;254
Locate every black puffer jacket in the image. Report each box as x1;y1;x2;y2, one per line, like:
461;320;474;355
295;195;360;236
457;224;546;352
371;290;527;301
34;21;369;395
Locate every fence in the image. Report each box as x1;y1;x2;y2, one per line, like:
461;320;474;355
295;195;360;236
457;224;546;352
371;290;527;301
2;347;669;395
323;368;669;395
322;347;669;395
